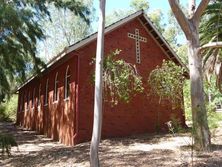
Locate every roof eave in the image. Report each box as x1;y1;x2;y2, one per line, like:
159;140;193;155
67;10;144;54
17;11;145;91
141;14;189;72
17;10;189;91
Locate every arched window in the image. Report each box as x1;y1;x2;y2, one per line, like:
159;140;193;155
32;88;35;109
38;84;41;108
53;72;59;102
64;66;71;99
44;79;49;105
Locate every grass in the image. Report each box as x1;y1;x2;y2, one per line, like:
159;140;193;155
208;112;222;130
0;95;18;122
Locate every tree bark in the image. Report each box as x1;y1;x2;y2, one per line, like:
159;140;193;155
187;23;210;150
168;0;211;150
90;0;106;166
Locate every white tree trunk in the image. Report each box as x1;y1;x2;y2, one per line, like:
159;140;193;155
187;29;210;150
90;0;106;166
168;0;211;150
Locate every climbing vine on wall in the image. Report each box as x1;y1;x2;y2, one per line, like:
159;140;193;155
92;49;144;105
148;60;185;108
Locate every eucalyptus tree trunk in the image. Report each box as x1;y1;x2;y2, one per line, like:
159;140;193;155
168;0;210;150
90;0;106;166
188;30;210;150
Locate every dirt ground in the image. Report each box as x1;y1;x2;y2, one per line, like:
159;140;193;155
0;122;222;167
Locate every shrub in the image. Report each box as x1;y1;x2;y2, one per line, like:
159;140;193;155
0;134;18;156
207;103;222;130
92;49;144;105
0;95;18;122
185;101;222;130
166;114;183;134
148;60;185;109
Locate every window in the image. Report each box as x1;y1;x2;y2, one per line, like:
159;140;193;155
32;88;35;109
44;79;49;105
64;66;71;99
38;84;41;108
53;72;59;102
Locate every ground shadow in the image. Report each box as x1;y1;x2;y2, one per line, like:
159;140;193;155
1;122;222;167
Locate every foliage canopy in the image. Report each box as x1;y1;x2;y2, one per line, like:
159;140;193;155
148;60;185;108
200;0;222;92
0;0;90;101
92;50;144;105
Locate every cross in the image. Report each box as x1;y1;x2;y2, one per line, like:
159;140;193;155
128;29;147;64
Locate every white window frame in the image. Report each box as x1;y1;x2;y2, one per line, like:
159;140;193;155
53;72;59;103
32;88;35;109
44;79;49;106
38;84;41;111
64;66;71;100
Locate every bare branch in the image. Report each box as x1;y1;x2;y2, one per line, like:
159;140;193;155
199;42;222;53
168;0;192;39
193;0;210;23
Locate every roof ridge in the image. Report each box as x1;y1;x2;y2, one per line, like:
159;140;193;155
46;10;144;67
17;10;187;91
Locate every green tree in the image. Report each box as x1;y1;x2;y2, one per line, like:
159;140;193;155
168;0;222;150
200;0;222;92
0;0;90;101
148;9;164;32
38;0;94;61
105;0;149;26
0;95;18;121
164;6;188;64
148;60;185;108
176;44;188;65
130;0;149;11
105;9;132;26
102;50;143;105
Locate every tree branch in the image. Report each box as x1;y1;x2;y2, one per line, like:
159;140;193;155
193;0;210;23
199;42;222;53
168;0;192;39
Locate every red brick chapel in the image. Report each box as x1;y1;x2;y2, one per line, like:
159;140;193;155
16;11;186;146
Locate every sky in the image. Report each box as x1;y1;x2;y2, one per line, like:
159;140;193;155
92;0;201;43
93;0;201;14
92;0;175;33
92;0;195;16
92;0;202;25
94;0;172;15
92;0;186;43
92;0;173;27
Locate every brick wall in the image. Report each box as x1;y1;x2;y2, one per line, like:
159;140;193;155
76;18;185;143
17;56;78;145
17;17;186;146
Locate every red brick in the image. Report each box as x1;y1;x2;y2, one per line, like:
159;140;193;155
16;17;186;146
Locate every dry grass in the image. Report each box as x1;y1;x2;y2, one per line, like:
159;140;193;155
0;122;222;167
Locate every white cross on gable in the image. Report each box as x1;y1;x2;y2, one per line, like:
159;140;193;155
128;29;147;64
